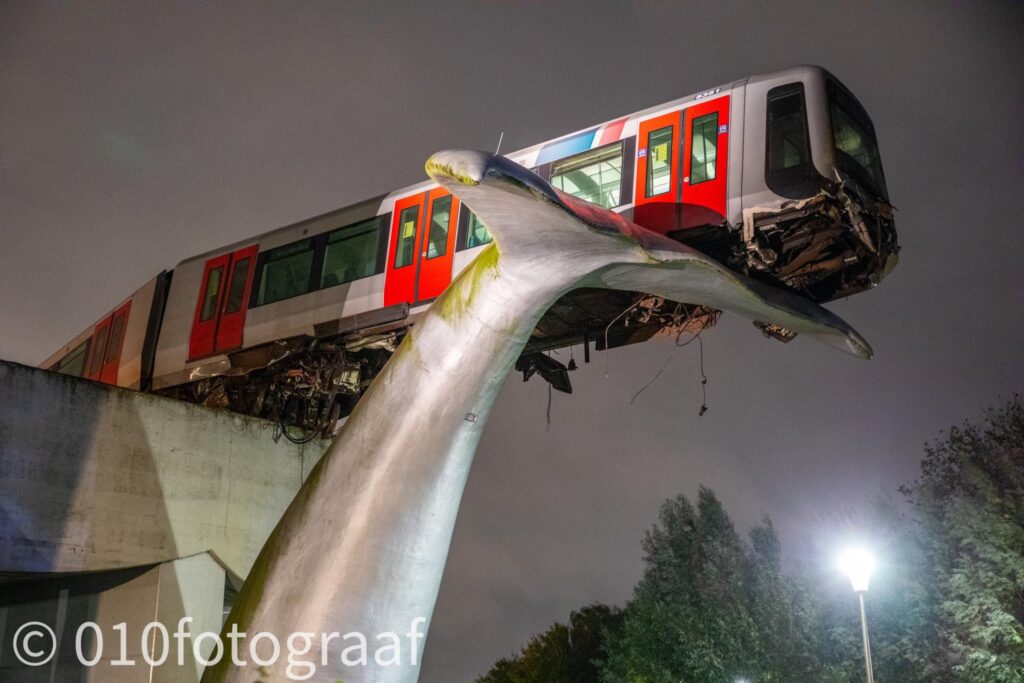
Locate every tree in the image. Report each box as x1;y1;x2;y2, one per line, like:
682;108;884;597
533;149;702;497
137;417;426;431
601;487;823;682
902;396;1024;681
745;518;825;679
476;604;624;683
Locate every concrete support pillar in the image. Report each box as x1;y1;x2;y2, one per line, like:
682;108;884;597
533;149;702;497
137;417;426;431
0;553;225;683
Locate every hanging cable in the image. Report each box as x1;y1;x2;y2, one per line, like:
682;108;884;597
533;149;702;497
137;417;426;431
629;308;702;404
546;382;552;429
278;393;321;445
603;296;645;377
697;334;708;416
629;350;675;404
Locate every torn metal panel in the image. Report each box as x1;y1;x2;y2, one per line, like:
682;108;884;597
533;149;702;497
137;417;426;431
754;321;798;343
516;353;573;394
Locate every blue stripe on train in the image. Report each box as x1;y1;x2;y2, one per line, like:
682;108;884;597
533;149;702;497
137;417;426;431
535;128;597;166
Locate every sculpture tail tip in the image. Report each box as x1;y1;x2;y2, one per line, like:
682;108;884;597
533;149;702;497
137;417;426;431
425;150;489;187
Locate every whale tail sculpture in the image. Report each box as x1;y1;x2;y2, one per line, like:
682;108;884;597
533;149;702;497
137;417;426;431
203;152;869;683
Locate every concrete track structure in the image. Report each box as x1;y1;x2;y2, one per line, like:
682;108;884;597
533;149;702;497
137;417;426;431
0;360;328;682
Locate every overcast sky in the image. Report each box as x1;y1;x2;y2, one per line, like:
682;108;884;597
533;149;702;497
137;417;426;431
2;1;1022;680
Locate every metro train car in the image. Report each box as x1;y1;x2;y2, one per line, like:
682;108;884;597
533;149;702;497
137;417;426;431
42;65;898;438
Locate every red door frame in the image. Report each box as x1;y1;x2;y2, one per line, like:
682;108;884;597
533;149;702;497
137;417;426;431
84;315;112;382
214;245;258;354
416;188;460;302
633;110;682;234
99;301;131;385
384;193;427;307
188;245;258;361
189;253;230;360
681;95;730;228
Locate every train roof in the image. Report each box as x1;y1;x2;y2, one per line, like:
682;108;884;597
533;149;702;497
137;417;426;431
171;65;837;269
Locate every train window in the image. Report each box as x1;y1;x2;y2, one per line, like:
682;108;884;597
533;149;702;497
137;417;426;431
550;142;624;209
827;80;887;200
256;240;314;306
426;195;452;259
57;340;89;377
690;113;718;184
105;312;127;363
457;208;492;251
224;257;251;314
765;83;824;199
767;86;810;173
645;126;673;197
466;212;492;248
394;205;419;269
88;325;109;376
321;218;380;287
200;267;223;321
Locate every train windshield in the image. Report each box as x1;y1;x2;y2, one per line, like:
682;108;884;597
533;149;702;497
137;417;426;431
828;80;887;200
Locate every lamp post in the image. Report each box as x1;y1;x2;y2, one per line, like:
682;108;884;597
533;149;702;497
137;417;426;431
839;546;876;683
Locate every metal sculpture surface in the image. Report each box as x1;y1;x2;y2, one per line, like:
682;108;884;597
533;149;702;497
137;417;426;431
203;152;870;682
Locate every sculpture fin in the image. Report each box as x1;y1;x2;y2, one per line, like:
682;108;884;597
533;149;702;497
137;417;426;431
427;150;871;359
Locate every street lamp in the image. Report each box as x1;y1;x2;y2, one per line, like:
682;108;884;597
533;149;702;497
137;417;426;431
839;546;876;683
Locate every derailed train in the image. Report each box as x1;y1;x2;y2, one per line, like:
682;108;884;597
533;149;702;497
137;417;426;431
42;65;897;438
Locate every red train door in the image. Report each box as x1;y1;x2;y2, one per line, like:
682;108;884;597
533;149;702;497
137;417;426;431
681;96;730;228
189;253;230;360
84;315;112;382
416;188;460;301
99;301;131;384
384;189;461;305
188;245;258;361
384;193;427;306
215;245;258;353
634;110;682;234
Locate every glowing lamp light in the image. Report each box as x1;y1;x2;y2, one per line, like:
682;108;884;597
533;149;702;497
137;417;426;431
839;545;878;681
839;546;876;593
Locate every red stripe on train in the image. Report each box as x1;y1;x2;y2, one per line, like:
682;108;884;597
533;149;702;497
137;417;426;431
598;117;628;146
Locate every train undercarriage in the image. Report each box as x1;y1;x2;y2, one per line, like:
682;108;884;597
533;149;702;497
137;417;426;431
157;291;721;442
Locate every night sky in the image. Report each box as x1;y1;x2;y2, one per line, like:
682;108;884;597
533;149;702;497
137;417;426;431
2;2;1022;680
